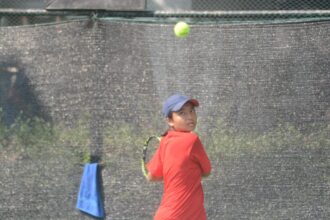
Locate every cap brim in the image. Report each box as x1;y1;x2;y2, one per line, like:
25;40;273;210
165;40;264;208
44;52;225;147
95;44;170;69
172;98;199;112
188;99;199;107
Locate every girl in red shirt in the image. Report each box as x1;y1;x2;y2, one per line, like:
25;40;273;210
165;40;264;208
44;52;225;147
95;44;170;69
146;94;212;220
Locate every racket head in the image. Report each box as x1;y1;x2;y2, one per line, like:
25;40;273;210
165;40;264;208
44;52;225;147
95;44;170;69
141;136;160;177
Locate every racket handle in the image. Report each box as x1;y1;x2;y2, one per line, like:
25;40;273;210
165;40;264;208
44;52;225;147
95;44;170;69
141;159;148;178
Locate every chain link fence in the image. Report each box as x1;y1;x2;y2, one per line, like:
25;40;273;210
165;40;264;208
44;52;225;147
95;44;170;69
148;0;330;10
1;0;330;26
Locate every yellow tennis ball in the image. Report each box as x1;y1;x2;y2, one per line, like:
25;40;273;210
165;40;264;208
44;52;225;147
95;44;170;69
174;21;190;38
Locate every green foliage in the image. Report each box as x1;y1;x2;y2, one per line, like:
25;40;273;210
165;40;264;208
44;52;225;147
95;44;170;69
202;119;330;158
53;115;91;163
0;111;55;158
103;122;138;148
54;115;91;148
0;111;328;165
0;112;90;163
102;122;147;166
0;109;10;148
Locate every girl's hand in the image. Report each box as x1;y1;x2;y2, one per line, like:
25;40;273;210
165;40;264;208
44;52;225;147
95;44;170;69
147;173;163;182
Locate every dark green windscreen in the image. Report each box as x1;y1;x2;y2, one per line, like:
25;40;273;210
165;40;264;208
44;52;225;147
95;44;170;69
0;18;329;219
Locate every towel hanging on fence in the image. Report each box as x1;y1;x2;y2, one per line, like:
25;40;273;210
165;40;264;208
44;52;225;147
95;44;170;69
76;163;105;218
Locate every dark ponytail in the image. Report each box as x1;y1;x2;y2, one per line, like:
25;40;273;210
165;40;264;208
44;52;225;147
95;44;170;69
161;112;173;137
161;130;169;137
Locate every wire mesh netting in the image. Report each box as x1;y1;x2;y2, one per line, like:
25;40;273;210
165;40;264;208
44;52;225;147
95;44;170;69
0;16;329;219
1;0;330;26
148;0;330;12
0;1;330;220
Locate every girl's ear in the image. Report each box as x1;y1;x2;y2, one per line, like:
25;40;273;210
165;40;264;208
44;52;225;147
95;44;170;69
166;117;174;127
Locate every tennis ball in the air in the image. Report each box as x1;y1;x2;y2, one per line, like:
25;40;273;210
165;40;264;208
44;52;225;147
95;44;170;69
174;21;190;38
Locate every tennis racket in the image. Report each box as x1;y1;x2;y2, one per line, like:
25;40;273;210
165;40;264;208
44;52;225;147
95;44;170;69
141;136;161;177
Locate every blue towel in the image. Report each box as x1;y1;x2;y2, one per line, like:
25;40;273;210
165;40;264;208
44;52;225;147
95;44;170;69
76;163;105;218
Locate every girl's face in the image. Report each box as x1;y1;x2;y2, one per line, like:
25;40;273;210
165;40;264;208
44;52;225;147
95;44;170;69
167;102;197;132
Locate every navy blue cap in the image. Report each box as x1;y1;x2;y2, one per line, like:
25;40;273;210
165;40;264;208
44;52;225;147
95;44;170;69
162;94;199;117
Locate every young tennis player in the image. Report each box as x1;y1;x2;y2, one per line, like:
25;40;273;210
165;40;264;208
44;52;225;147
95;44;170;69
146;94;212;220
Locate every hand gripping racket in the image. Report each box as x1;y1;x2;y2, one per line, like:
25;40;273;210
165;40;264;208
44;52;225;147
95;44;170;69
141;136;161;177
